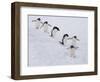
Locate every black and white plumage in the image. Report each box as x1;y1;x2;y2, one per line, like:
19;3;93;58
67;45;79;58
40;21;52;33
70;35;80;47
32;18;43;29
51;26;60;37
60;34;69;45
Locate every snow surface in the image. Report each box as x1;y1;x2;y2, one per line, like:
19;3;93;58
28;15;88;66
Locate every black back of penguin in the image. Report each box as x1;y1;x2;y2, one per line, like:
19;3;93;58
51;26;60;37
44;21;48;24
61;34;69;45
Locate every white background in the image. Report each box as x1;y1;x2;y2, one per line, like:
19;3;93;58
0;0;100;82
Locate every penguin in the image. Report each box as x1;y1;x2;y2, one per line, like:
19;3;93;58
67;45;79;58
32;18;43;29
59;34;69;46
40;21;52;33
71;35;80;47
51;26;60;38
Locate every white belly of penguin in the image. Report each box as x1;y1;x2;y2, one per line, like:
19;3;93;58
69;48;75;56
43;24;48;32
52;29;58;38
71;39;77;47
63;37;68;46
35;21;41;28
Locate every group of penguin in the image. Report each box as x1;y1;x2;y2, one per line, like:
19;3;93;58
32;18;80;58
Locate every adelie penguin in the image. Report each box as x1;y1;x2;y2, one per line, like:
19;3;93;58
40;21;52;33
32;18;43;29
59;34;69;46
70;35;80;47
67;45;79;58
51;26;60;38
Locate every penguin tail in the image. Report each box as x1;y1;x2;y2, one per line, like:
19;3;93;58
59;41;64;45
50;34;53;37
50;34;52;37
50;33;53;37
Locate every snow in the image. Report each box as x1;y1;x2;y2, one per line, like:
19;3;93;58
28;15;88;66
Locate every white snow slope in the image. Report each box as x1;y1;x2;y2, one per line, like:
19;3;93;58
28;28;88;67
28;16;88;66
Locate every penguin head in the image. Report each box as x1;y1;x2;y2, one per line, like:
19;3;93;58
70;45;74;48
44;21;48;24
37;18;41;21
53;26;60;31
73;36;77;39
